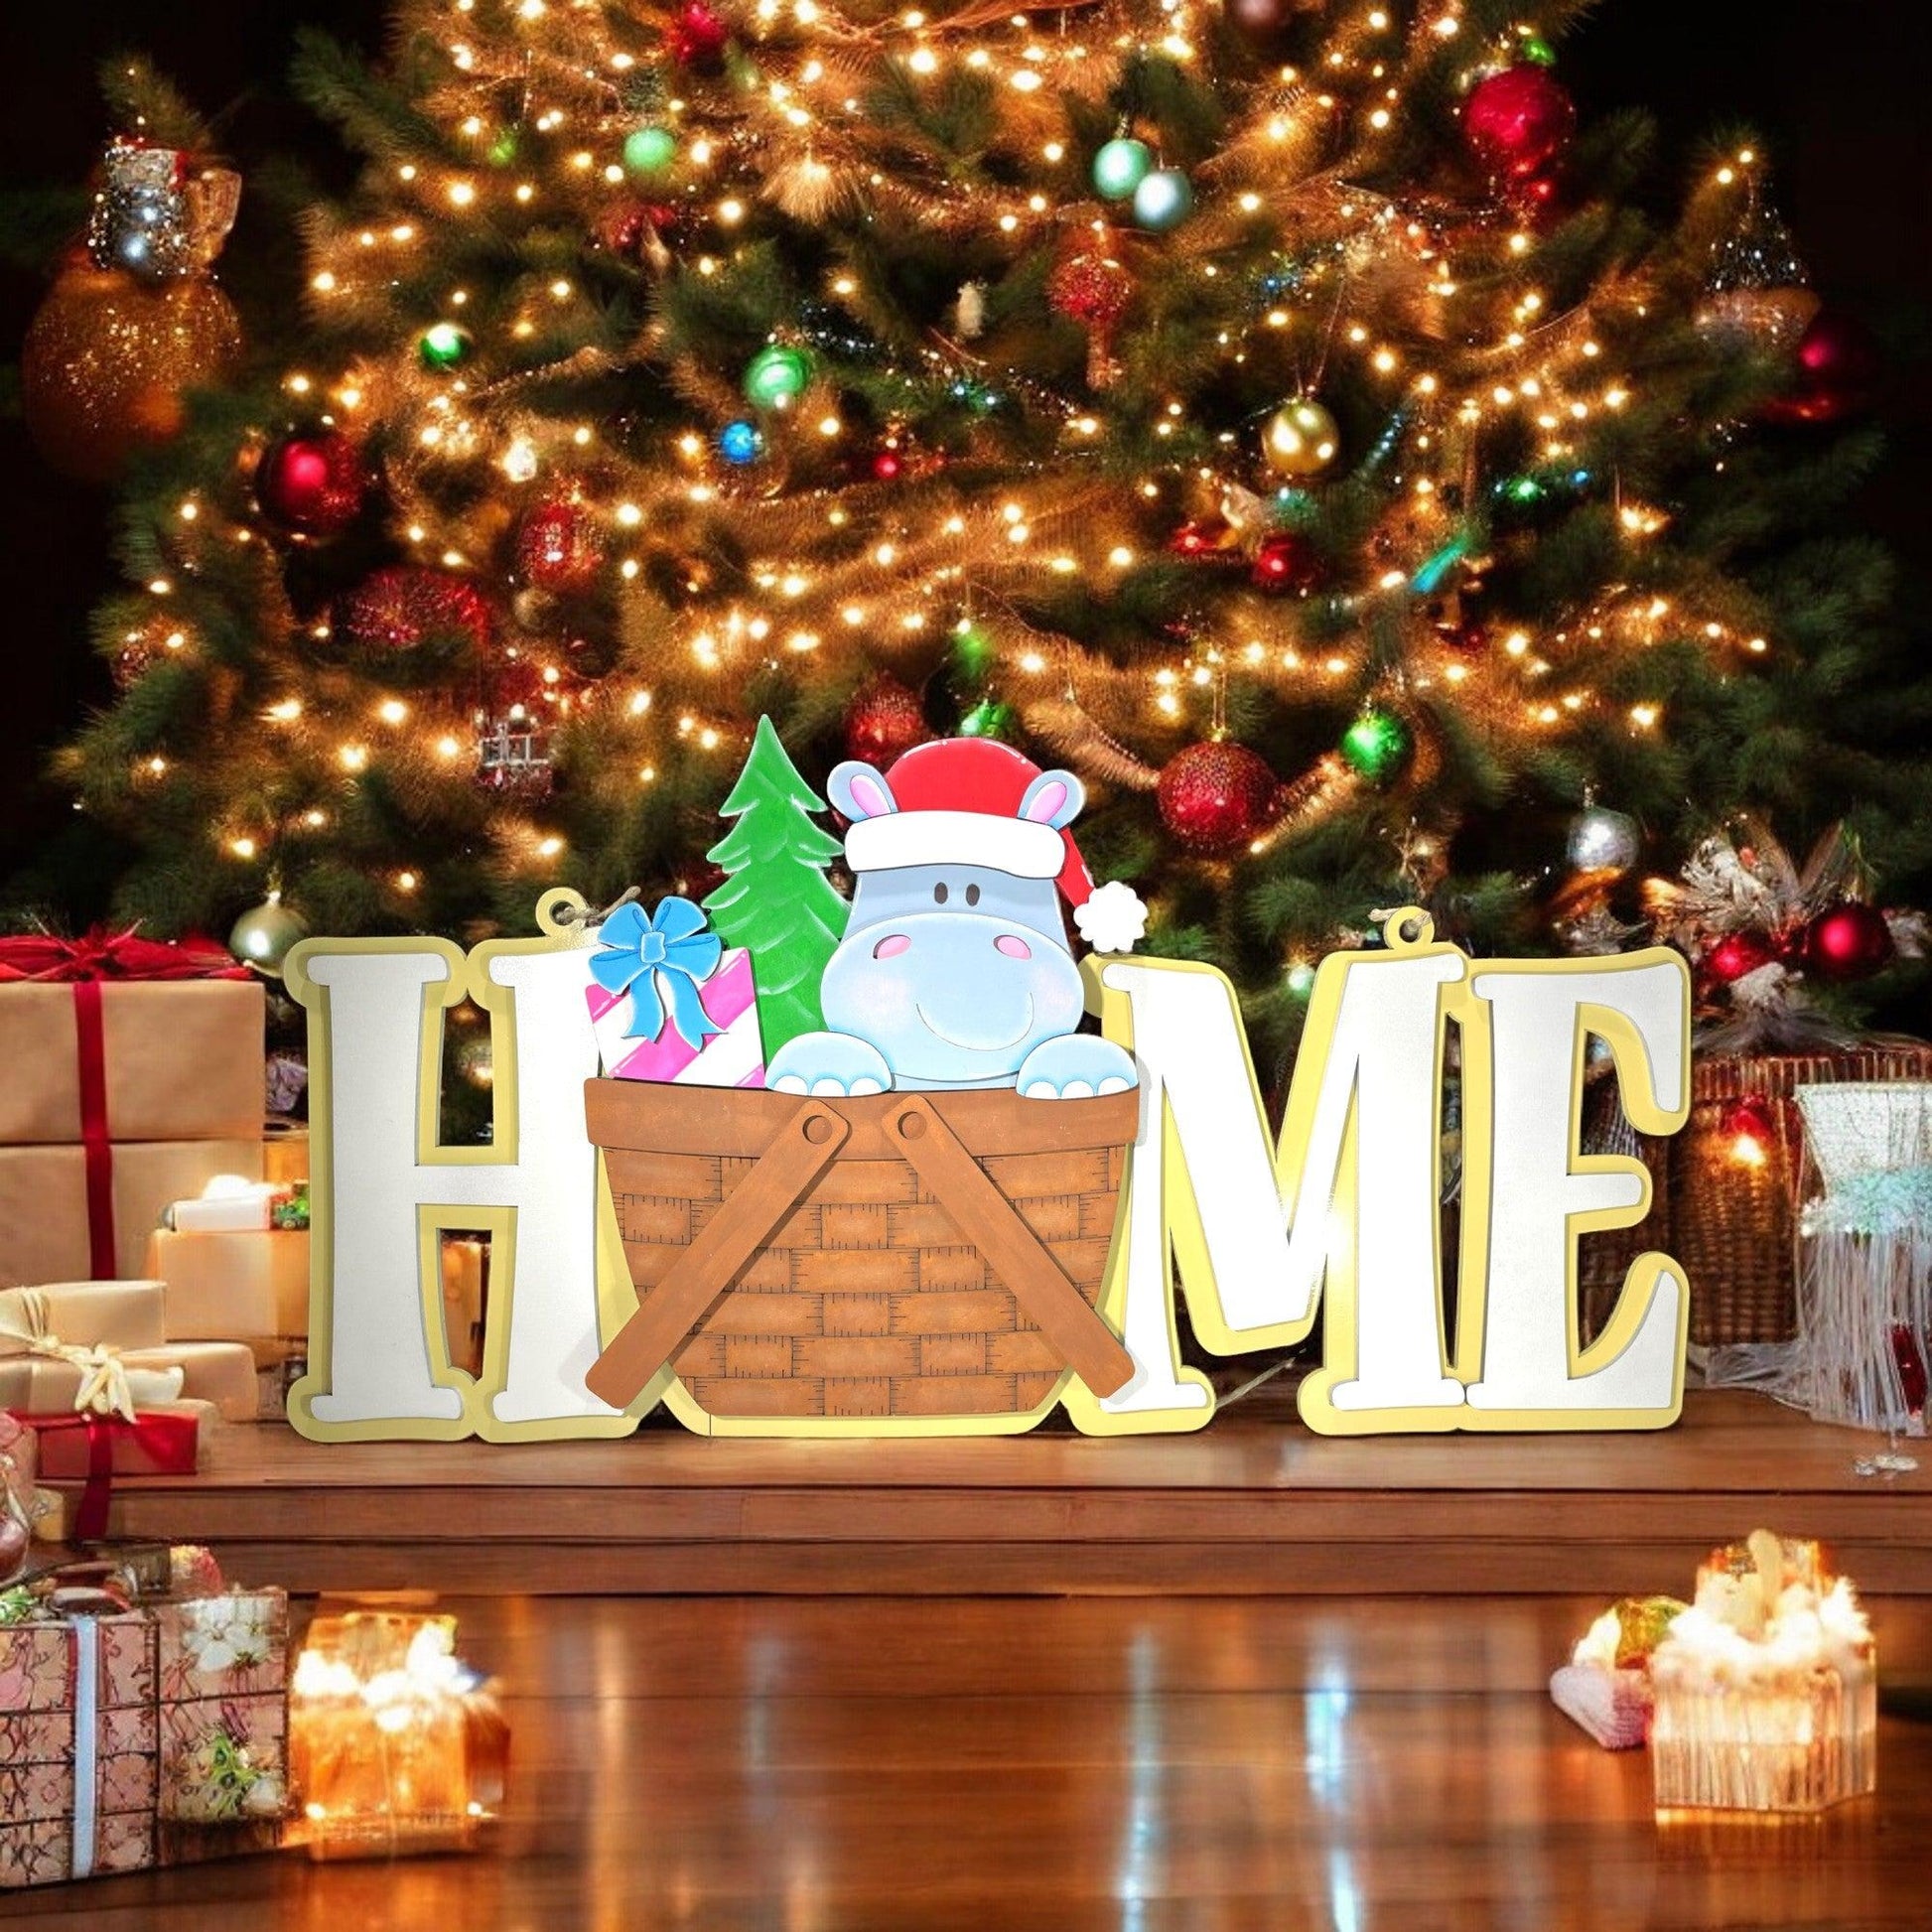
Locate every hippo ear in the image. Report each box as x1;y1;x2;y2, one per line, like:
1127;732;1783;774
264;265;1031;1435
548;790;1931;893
828;760;899;822
1018;769;1084;831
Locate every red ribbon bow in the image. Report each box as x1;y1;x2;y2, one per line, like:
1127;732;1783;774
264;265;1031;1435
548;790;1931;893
0;926;250;984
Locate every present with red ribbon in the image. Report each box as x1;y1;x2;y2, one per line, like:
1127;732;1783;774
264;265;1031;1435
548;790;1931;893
14;1408;205;1543
0;929;264;1286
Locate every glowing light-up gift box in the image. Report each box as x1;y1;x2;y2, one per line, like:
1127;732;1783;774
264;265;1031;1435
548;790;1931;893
289;1612;506;1861
1649;1532;1877;1815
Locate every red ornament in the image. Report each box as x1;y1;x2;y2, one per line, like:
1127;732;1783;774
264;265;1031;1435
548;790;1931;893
515;497;605;595
667;2;731;70
256;429;365;538
1764;308;1880;425
1048;247;1133;389
844;673;930;764
1719;1093;1778;1166
1891;1325;1929;1418
1251;530;1318;595
597;199;656;257
1171;516;1237;560
871;447;904;483
1804;901;1895;983
1460;67;1577;182
1157;740;1283;855
1704;929;1776;985
335;567;492;658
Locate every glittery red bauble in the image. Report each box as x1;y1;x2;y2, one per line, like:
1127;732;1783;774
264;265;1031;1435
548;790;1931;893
1461;67;1577;182
844;673;930;764
256;429;365;538
1172;516;1236;560
1047;250;1132;329
1764;308;1881;425
1719;1093;1777;1154
1804;901;1895;982
667;2;731;70
1157;741;1283;855
515;498;605;594
597;199;655;256
871;448;905;483
1704;929;1775;985
1251;531;1318;594
336;566;492;658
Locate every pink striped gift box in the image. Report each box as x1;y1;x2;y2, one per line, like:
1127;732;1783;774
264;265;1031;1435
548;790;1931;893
585;947;765;1087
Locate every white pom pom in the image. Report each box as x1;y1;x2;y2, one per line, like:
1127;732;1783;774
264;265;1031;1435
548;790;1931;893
1074;880;1148;955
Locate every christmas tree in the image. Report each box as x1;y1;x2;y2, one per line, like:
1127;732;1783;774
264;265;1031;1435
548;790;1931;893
23;0;1929;1059
705;715;846;1052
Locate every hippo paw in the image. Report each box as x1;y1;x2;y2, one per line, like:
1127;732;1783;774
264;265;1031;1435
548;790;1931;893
766;1033;894;1098
1017;1035;1139;1100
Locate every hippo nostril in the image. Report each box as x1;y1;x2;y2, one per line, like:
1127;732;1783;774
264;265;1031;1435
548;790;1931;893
995;934;1032;960
873;933;911;959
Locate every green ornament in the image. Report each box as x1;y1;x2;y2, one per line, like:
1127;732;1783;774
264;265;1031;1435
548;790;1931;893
743;344;814;409
1518;34;1557;65
704;716;849;1055
959;698;1016;741
487;130;519;167
1092;137;1154;202
1339;709;1412;784
622;126;677;177
419;322;474;371
951;619;995;681
1499;474;1546;505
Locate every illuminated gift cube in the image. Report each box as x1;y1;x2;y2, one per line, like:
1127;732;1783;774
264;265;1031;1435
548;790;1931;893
1649;1531;1876;1815
289;1613;506;1861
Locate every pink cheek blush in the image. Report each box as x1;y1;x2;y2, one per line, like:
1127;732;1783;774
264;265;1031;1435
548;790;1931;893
873;933;912;960
995;934;1033;960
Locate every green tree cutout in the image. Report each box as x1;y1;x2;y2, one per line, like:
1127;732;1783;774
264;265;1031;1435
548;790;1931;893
704;717;849;1056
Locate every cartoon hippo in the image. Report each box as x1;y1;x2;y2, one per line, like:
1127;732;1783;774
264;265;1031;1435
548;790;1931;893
766;738;1146;1099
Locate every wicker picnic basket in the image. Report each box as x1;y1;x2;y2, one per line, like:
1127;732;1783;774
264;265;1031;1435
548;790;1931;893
1580;1042;1932;1348
581;1079;1140;1425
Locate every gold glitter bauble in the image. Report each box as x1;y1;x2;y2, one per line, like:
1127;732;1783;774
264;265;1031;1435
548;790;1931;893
1261;397;1340;479
22;265;242;483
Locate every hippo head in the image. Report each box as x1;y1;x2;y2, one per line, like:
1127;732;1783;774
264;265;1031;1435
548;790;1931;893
818;752;1089;1090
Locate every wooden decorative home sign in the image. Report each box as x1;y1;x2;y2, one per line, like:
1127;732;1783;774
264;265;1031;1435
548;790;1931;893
284;892;1692;1445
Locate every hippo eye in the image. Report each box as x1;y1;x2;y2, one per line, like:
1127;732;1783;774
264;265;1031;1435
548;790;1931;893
965;884;981;906
933;884;949;905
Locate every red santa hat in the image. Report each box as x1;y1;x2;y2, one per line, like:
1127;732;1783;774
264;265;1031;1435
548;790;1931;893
835;738;1147;954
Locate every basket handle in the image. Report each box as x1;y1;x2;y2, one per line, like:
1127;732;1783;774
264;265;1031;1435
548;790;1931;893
886;1096;1135;1400
584;1099;851;1410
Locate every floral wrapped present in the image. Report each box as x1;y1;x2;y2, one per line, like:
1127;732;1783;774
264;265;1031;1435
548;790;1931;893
0;1553;289;1887
0;930;264;1284
584;897;764;1088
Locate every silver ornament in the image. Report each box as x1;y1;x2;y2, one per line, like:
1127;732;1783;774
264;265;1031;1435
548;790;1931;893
229;894;310;977
1567;802;1641;876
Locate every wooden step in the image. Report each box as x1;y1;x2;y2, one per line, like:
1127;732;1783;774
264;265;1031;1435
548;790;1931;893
62;1388;1932;1596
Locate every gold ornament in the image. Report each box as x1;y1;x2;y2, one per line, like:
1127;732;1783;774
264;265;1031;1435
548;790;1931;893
21;263;241;483
1262;397;1340;480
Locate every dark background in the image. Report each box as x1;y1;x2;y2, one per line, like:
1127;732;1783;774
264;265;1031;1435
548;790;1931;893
4;1;1928;897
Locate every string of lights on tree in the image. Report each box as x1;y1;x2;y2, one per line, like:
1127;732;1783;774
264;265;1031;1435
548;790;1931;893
22;0;1889;993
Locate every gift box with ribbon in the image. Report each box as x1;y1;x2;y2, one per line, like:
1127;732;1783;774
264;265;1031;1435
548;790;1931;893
0;1284;257;1425
289;1611;505;1861
0;931;265;1286
17;1409;206;1543
0;1552;290;1888
584;897;764;1087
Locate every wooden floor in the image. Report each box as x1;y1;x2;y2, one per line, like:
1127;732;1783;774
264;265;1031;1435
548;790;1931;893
8;1591;1931;1929
77;1386;1932;1595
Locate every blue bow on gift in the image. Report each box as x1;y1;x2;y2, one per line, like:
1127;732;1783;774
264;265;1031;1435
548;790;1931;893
590;897;725;1047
